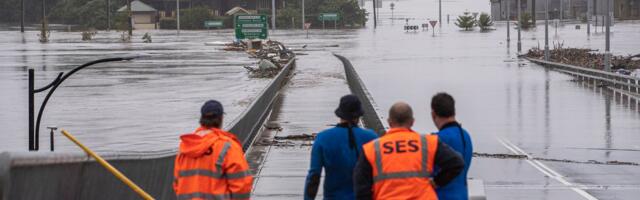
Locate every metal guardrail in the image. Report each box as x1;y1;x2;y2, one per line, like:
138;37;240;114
334;54;388;135
527;58;640;95
0;58;296;200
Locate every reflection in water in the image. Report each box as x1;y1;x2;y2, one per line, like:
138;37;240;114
544;68;550;156
604;91;612;157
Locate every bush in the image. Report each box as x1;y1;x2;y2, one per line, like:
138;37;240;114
455;12;475;31
277;6;302;29
159;18;177;29
478;12;494;31
180;7;212;29
520;12;533;29
113;12;130;31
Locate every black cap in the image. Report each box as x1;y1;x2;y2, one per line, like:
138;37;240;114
201;100;224;117
335;94;364;120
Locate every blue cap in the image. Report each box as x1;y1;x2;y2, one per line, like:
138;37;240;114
201;100;224;117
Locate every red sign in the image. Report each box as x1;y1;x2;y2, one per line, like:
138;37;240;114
429;20;438;27
304;23;312;29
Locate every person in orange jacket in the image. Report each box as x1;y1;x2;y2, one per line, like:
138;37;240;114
173;100;253;200
353;102;464;200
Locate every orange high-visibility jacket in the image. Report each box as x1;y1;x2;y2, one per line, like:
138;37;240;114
173;127;253;200
362;128;439;200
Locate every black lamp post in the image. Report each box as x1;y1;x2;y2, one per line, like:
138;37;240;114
28;57;137;151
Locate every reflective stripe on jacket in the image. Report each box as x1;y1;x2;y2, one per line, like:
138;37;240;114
361;128;439;200
173;127;252;200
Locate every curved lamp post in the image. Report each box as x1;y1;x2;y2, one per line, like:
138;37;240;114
28;57;138;151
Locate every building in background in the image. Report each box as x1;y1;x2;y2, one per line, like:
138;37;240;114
118;0;159;30
490;0;639;21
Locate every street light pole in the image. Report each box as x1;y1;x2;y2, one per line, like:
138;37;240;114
302;0;305;29
604;0;611;71
517;0;522;53
587;0;591;35
20;0;24;32
177;0;180;35
544;0;549;61
107;0;111;31
272;0;276;30
507;0;510;43
127;0;132;36
373;0;377;28
439;0;442;27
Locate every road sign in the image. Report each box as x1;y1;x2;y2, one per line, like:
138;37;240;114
235;15;268;40
319;13;339;21
304;23;312;29
429;20;438;27
204;20;223;28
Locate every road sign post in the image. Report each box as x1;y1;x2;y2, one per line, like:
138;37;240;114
304;23;311;38
429;20;437;36
235;15;269;40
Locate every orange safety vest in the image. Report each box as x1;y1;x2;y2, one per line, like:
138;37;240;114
362;128;439;200
173;128;252;200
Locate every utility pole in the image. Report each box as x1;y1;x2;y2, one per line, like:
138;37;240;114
41;0;46;35
587;0;591;35
559;0;563;21
439;0;442;27
544;0;549;61
532;0;536;25
21;0;25;32
177;0;180;35
271;0;276;30
507;0;511;42
604;0;611;71
517;0;522;53
373;0;377;28
127;0;132;36
107;0;111;31
301;0;305;29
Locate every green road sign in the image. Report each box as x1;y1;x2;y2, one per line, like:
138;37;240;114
319;13;339;21
204;20;224;28
235;15;268;39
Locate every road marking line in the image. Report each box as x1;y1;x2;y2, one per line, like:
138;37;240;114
497;137;599;200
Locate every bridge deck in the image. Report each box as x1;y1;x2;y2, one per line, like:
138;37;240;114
247;51;349;199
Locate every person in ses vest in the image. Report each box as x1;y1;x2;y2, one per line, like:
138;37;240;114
354;102;464;200
304;94;378;200
173;100;252;200
430;93;473;200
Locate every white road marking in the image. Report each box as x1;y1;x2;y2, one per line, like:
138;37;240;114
497;137;599;200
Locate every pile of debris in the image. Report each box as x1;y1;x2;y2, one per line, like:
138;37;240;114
526;45;640;72
217;40;294;78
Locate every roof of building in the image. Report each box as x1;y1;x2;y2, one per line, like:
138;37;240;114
226;7;252;16
117;0;157;12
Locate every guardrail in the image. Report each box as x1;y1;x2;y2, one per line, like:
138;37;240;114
334;54;388;135
0;58;296;200
527;58;640;95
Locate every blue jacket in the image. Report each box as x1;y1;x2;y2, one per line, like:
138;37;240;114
435;122;473;200
304;124;378;200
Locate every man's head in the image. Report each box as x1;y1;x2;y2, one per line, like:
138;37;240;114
387;102;414;129
335;94;364;123
200;100;224;128
430;92;456;128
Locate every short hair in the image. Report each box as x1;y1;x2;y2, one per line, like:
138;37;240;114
200;114;222;128
389;102;414;125
431;92;456;117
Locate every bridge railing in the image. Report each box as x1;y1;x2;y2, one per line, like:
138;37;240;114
0;58;296;200
527;58;640;95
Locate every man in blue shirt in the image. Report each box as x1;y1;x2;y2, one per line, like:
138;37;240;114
431;92;473;200
304;94;379;200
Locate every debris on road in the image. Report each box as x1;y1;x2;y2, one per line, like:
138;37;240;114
526;44;640;71
274;133;316;141
474;152;640;166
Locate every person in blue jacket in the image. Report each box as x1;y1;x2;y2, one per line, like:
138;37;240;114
430;92;473;200
304;94;379;200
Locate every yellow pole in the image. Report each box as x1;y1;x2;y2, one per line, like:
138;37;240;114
60;129;155;200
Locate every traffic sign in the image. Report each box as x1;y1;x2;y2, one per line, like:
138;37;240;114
319;13;339;21
204;20;224;28
304;23;312;29
429;20;438;27
235;15;268;39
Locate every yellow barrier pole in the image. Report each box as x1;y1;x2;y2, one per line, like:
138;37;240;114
60;129;155;200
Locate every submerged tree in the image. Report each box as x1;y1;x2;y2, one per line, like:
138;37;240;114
455;12;475;31
478;12;494;31
519;12;533;29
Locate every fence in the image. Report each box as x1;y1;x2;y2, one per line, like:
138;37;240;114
0;58;296;200
334;54;387;135
527;58;640;96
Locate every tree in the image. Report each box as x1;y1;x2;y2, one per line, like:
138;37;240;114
477;12;494;31
519;12;533;29
455;12;475;31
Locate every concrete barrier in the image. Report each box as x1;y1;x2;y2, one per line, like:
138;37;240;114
0;59;296;200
